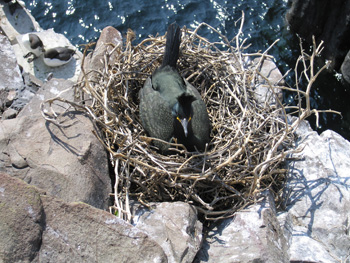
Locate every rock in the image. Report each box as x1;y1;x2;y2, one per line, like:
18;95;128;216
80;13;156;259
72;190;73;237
0;34;22;92
0;172;167;263
133;202;202;263
0;173;44;262
0;78;111;210
283;120;350;262
254;57;285;86
9;72;43;111
80;26;122;84
0;90;7;112
253;57;284;107
195;190;289;263
6;90;17;105
341;49;350;85
39;195;167;263
18;77;72;117
91;26;123;65
0;34;23;110
286;0;350;70
1;107;17;119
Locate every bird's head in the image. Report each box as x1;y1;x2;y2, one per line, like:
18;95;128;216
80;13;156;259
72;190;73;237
28;34;44;50
172;93;196;137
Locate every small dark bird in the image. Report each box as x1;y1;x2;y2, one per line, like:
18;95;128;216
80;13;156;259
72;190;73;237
43;47;75;67
139;23;210;153
22;33;44;61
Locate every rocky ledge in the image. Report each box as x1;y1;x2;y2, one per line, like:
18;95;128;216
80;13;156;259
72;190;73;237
1;1;350;262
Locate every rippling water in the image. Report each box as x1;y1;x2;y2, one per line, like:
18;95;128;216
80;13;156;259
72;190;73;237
21;0;350;140
22;1;292;54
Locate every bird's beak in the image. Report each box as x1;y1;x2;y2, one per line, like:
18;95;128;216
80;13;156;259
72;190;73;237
180;118;189;137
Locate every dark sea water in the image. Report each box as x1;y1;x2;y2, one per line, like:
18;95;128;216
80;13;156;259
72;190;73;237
21;0;350;140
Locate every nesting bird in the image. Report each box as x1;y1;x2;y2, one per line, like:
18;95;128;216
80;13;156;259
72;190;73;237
139;23;211;153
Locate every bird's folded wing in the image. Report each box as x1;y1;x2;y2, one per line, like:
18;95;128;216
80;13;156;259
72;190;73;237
139;77;174;144
183;79;203;100
184;79;211;146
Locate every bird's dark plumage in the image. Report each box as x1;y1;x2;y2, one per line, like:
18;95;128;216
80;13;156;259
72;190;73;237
43;47;75;67
161;23;180;68
28;34;43;50
139;23;210;153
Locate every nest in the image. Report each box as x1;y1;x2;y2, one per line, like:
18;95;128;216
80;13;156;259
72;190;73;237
42;17;333;221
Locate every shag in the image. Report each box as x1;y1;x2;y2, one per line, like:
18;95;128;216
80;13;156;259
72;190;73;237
139;23;210;153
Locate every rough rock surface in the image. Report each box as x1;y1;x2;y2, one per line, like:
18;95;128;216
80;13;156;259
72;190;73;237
0;34;23;93
341;49;350;85
80;25;122;84
280;120;350;262
195;191;289;263
194;120;350;263
0;173;168;263
0;173;44;262
39;195;167;263
253;57;284;107
0;78;111;209
0;34;24;113
133;202;203;263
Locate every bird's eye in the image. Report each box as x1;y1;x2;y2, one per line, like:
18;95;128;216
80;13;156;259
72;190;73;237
176;116;181;122
188;116;192;122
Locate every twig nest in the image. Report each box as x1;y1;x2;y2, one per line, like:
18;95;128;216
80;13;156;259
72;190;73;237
77;23;295;220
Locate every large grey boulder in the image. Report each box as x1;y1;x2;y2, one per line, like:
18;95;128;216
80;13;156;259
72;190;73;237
0;172;167;263
79;25;122;84
40;195;167;263
0;78;111;209
133;202;202;263
195;191;289;263
0;173;44;262
281;120;350;262
194;118;350;263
